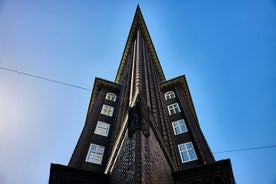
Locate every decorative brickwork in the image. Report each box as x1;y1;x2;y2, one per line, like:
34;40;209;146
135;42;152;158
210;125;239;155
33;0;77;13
111;127;173;184
141;128;173;184
110;132;136;183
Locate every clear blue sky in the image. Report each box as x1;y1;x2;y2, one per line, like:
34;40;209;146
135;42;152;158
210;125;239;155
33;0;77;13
0;1;275;183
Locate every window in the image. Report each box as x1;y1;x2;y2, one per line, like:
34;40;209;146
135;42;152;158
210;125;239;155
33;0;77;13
101;104;114;117
94;121;110;137
178;142;197;163
85;143;105;165
165;91;175;100
105;93;116;102
167;103;181;115
172;119;187;135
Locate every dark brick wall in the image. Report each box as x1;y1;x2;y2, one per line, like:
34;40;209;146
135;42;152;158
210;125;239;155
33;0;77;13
111;127;173;184
110;132;136;183
141;128;173;184
173;159;235;184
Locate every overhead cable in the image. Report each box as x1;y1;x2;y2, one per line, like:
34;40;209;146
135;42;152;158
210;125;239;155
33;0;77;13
0;66;92;91
213;144;276;154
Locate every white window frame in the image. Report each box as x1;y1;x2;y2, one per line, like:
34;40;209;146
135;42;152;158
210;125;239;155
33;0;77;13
101;104;114;117
178;142;197;163
172;119;188;135
105;93;116;102
167;103;181;115
94;121;110;137
85;143;105;165
165;91;176;100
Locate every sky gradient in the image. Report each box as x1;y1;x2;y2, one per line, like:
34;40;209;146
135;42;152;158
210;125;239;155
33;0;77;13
0;1;275;183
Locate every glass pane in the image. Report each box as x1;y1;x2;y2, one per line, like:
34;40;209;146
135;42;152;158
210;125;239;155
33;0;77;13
97;147;104;153
169;109;174;115
186;143;192;149
98;121;104;127
189;151;196;160
180;125;187;132
91;145;97;151
175;127;180;134
179;120;184;125
172;122;177;128
179;145;185;151
182;152;189;161
95;126;109;136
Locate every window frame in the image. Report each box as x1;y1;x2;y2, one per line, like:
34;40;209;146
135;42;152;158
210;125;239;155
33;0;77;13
105;92;116;102
85;143;105;165
94;121;110;137
164;91;176;100
167;103;181;115
172;119;188;135
100;104;114;117
178;142;198;163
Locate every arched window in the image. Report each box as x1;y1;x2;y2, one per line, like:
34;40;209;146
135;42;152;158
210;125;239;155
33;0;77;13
165;91;175;100
105;92;116;102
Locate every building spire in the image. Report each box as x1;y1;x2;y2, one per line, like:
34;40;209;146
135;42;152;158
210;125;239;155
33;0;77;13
115;5;165;84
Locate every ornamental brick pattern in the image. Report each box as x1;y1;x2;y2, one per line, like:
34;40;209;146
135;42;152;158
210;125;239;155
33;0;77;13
110;133;136;183
141;128;173;184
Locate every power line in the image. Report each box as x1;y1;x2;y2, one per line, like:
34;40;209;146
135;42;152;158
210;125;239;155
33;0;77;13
0;66;92;91
0;66;132;101
1;67;276;155
213;144;276;154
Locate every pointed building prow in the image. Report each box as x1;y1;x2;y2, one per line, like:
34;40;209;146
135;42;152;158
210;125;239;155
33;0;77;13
49;6;235;184
115;5;165;84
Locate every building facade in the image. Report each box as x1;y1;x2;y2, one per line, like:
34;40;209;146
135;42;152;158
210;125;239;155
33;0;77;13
49;6;235;184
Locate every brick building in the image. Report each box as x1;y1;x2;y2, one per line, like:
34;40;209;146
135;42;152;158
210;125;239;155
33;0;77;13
49;6;235;184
